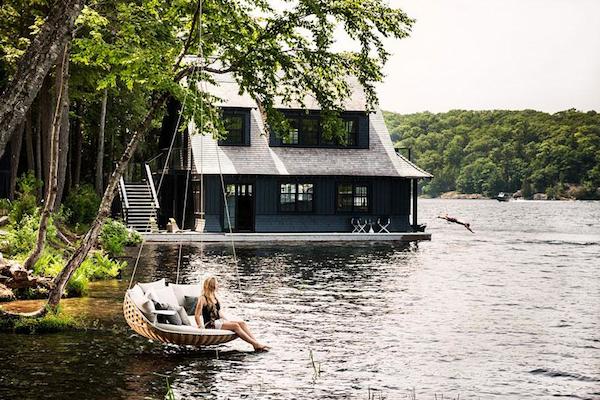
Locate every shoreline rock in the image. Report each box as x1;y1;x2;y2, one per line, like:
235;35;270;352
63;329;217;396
439;191;488;200
0;258;54;302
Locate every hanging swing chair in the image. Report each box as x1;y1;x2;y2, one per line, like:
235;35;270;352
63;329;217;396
123;287;237;347
123;292;238;346
122;0;240;347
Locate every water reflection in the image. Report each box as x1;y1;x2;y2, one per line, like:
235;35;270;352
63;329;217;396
1;200;599;399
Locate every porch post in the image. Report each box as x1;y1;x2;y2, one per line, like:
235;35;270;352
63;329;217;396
412;178;418;231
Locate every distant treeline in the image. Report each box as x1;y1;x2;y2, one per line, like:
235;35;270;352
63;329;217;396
384;109;600;199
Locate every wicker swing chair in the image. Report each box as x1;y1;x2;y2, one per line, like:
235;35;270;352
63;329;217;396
123;290;237;346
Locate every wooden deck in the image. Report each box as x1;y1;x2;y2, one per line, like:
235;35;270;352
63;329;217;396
141;232;431;243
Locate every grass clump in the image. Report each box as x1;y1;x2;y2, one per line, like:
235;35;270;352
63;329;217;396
0;307;83;334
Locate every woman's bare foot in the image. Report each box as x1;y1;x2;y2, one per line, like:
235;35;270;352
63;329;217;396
254;344;271;352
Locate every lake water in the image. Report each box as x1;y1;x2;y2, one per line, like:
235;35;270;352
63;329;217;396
0;199;599;399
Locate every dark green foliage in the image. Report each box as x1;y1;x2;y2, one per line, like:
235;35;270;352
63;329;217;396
100;218;141;257
1;212;58;258
63;184;101;227
8;172;41;224
385;109;600;198
0;198;11;215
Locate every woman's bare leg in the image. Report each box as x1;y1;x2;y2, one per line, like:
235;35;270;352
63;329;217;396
232;320;257;341
221;321;266;350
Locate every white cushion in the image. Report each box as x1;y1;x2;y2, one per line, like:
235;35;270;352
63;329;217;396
155;323;234;335
188;313;204;328
170;284;203;307
178;307;191;325
129;284;144;299
147;286;179;308
128;287;157;323
138;278;166;294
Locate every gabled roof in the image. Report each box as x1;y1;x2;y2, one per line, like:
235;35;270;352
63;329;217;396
189;109;432;179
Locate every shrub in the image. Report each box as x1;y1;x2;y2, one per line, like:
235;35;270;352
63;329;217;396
32;249;64;277
79;251;126;281
1;212;58;258
100;218;140;257
66;272;89;297
8;172;41;225
63;184;100;227
0;198;11;216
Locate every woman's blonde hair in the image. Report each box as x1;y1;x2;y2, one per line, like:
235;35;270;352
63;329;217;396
202;276;218;305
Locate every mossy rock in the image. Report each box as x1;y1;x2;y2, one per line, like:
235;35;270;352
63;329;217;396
0;283;15;302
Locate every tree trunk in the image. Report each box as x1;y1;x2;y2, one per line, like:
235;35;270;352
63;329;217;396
25;109;34;172
95;88;108;195
0;0;85;158
8;124;24;200
72;104;83;187
35;98;43;199
41;75;54;196
22;46;70;271
55;63;71;205
46;92;169;310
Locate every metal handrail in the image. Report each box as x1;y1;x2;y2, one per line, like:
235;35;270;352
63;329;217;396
145;163;160;210
119;177;130;209
145;152;163;164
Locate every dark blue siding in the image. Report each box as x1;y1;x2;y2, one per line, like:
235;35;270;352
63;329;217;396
197;174;413;233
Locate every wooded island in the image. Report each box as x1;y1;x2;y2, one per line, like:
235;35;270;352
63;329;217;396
385;110;600;200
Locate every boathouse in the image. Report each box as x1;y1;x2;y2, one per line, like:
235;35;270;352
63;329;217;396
118;77;432;234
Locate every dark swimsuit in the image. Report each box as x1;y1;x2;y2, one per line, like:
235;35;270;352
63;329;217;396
202;295;221;329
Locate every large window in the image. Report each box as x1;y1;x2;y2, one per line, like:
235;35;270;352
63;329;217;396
336;183;369;213
280;183;314;212
277;113;361;148
282;118;319;145
220;112;247;145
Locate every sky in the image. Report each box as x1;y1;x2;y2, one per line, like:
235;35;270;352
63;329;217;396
370;0;600;114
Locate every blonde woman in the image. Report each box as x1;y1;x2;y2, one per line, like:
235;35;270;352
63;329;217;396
195;276;269;352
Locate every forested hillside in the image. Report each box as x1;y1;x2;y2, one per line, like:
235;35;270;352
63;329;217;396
384;109;600;199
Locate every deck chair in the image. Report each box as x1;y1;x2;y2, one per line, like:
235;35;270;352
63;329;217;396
377;217;391;233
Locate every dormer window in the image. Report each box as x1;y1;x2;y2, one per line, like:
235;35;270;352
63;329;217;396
272;111;366;148
282;117;319;145
219;109;250;146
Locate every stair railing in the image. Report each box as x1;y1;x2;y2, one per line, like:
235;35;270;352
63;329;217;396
118;177;130;222
144;163;160;210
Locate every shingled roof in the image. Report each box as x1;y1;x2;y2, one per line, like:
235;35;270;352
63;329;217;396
206;73;369;112
189;108;432;179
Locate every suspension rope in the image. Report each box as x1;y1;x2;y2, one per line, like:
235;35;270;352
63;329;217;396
176;168;191;284
215;142;241;290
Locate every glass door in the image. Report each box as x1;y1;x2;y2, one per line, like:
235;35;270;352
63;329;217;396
223;183;254;232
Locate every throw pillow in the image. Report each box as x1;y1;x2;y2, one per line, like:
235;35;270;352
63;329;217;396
184;296;199;315
154;302;182;325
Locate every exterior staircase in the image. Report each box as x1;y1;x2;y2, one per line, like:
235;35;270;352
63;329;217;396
118;164;159;232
